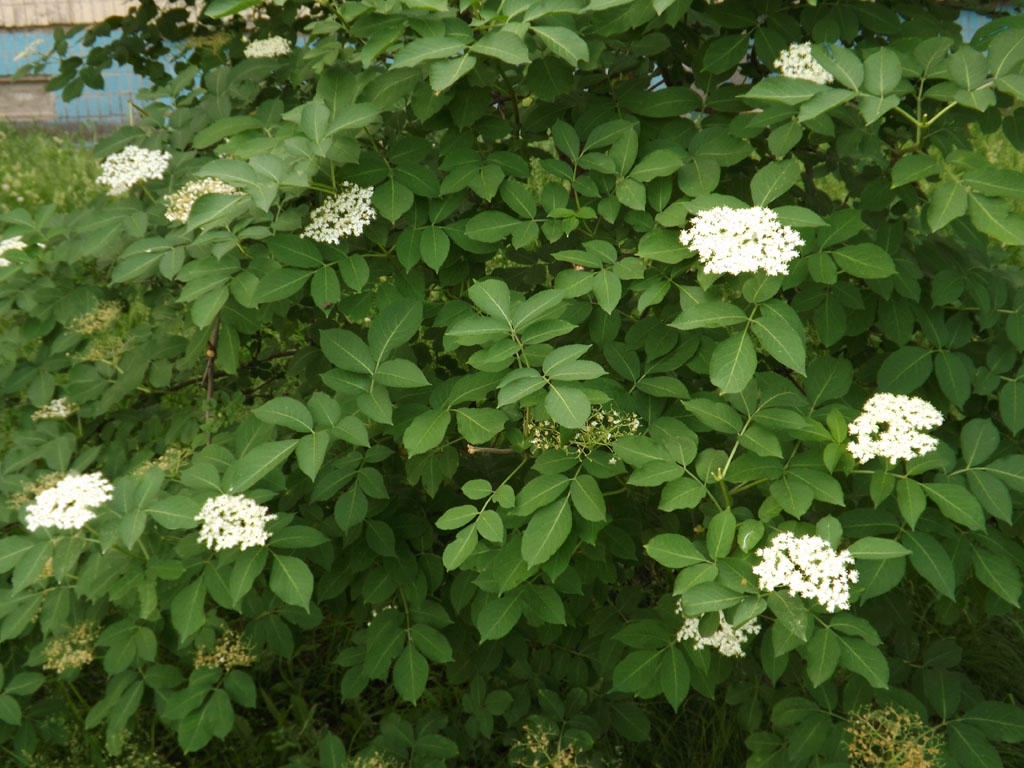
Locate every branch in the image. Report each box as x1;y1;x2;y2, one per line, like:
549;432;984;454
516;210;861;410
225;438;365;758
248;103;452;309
200;317;221;445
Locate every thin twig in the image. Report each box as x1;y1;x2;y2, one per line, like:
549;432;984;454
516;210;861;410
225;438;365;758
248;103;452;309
201;317;221;445
466;445;516;455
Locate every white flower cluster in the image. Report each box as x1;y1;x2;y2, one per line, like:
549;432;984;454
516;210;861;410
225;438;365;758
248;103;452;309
24;472;113;531
847;393;944;465
301;182;377;244
753;532;858;613
675;606;761;658
30;397;79;421
679;206;804;276
195;493;277;551
13;37;46;63
0;234;28;267
244;36;292;58
774;42;834;85
96;145;172;196
164;177;241;222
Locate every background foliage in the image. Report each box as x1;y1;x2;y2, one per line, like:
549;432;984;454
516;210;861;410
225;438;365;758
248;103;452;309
3;0;1024;766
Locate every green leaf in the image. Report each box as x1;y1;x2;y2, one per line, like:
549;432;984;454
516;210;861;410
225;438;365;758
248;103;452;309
372;181;414;223
752;301;806;374
660;647;690;711
948;723;1003;768
709;332;756;393
393;644;429;703
592;269;623;314
683;399;743;433
612;650;663;693
847;537;911;559
877;346;933;394
0;694;21;725
455;408;507;443
973;549;1022;608
468;279;512;322
222;440;298;493
296;432;330;481
203;0;261;17
410;624;454;663
185;194;248;233
963;701;1024;743
521;496;572;567
269;554;314;611
429;55;478;92
750;159;801;206
630;149;685;182
254;397;314;433
806;628;840;687
767;592;810;641
403;409;452;457
369;302;422;364
923;483;985;531
472;30;530;65
904;530;956;600
321;329;375;375
476;594;522;641
392;37;467;68
658;478;707;511
645;533;707;568
229;548;267;605
375;359;430;389
862;48;901;96
832;243;896;279
928;181;968;232
1000;380;1024;435
891;154;941;188
193;115;263;149
703;33;749;75
570;475;606;522
532;26;589;65
706;509;736;560
544;383;589;428
419;226;450;272
742;77;827;105
677;583;742;615
171;578;207;641
968;194;1024;245
838;636;889;689
671;302;747;330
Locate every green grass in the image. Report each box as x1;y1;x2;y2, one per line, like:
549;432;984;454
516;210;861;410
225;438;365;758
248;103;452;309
0;123;101;214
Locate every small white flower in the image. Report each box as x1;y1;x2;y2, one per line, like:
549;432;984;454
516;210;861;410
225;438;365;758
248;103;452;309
14;38;46;62
774;42;834;85
30;397;78;421
0;234;28;266
195;494;277;551
244;36;292;58
164;178;241;223
25;472;114;531
96;145;172;196
675;607;761;658
847;393;943;464
753;532;858;613
301;182;377;244
679;206;804;276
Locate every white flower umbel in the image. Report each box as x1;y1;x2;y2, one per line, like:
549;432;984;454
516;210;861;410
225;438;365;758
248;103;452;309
96;145;172;196
774;42;834;85
753;532;858;613
675;606;761;658
165;178;241;223
847;393;944;465
24;472;114;531
301;182;377;244
679;206;804;276
244;36;292;58
0;234;28;266
30;397;79;421
196;494;277;551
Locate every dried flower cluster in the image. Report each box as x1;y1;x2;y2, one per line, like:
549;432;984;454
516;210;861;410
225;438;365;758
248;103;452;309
349;754;404;768
7;471;63;511
244;35;292;58
42;622;98;674
845;706;942;768
753;532;858;613
195;493;277;550
30;397;78;421
675;606;761;658
774;42;834;85
301;182;377;244
679;206;804;276
509;722;583;768
847;393;943;464
24;472;114;531
194;630;257;671
96;145;172;196
164;177;241;223
132;444;193;478
0;234;27;267
68;301;121;335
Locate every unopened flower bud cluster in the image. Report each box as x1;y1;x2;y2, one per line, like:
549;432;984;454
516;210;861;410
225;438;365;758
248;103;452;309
753;532;858;613
301;182;377;244
132;444;192;478
679;206;804;276
42;621;99;674
847;392;943;464
195;493;277;550
96;145;172;196
7;471;63;512
244;35;292;58
0;234;27;267
164;177;241;223
194;629;257;671
24;472;114;531
675;605;761;658
774;42;834;85
68;301;121;335
30;397;79;421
